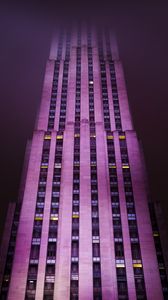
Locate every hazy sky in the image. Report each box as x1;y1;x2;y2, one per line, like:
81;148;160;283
0;1;168;240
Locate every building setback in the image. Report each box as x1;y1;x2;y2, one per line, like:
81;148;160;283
0;25;168;300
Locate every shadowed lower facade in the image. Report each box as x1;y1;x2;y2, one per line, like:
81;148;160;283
0;25;168;300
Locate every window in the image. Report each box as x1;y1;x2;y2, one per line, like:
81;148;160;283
115;242;124;258
131;243;141;260
30;245;40;259
46;265;55;275
118;281;127;293
72;241;79;257
93;243;100;257
47;242;56;259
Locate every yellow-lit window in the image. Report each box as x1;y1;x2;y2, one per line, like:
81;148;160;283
109;165;116;168
107;135;113;140
122;165;129;169
119;135;125;140
41;165;48;169
44;135;51;140
74;133;80;138
133;263;142;268
153;232;159;237
57;135;63;139
35;217;43;221
50;216;58;221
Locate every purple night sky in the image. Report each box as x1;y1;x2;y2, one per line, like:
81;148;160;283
0;1;168;242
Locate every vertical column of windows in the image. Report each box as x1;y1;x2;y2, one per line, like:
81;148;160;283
25;135;51;299
70;134;80;300
148;203;168;299
97;31;104;61
58;33;71;132
43;134;63;299
106;134;128;299
0;204;21;299
97;34;111;131
88;47;94;128
57;33;63;61
105;30;112;61
47;61;60;130
48;33;63;130
119;133;147;300
65;31;71;61
88;30;102;300
90;135;102;300
70;32;81;300
104;29;122;130
74;46;81;129
109;61;122;130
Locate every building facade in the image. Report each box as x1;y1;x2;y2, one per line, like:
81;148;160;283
0;25;167;300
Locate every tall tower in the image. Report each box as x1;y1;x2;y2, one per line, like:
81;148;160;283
0;25;167;300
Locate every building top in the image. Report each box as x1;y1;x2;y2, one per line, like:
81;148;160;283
49;26;119;61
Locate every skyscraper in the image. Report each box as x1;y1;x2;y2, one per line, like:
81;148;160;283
0;25;167;300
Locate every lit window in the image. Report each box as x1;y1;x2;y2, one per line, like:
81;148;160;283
153;232;159;237
116;263;125;268
107;135;113;140
55;163;61;168
35;216;43;221
122;165;129;169
133;263;142;268
44;135;51;140
50;215;58;221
